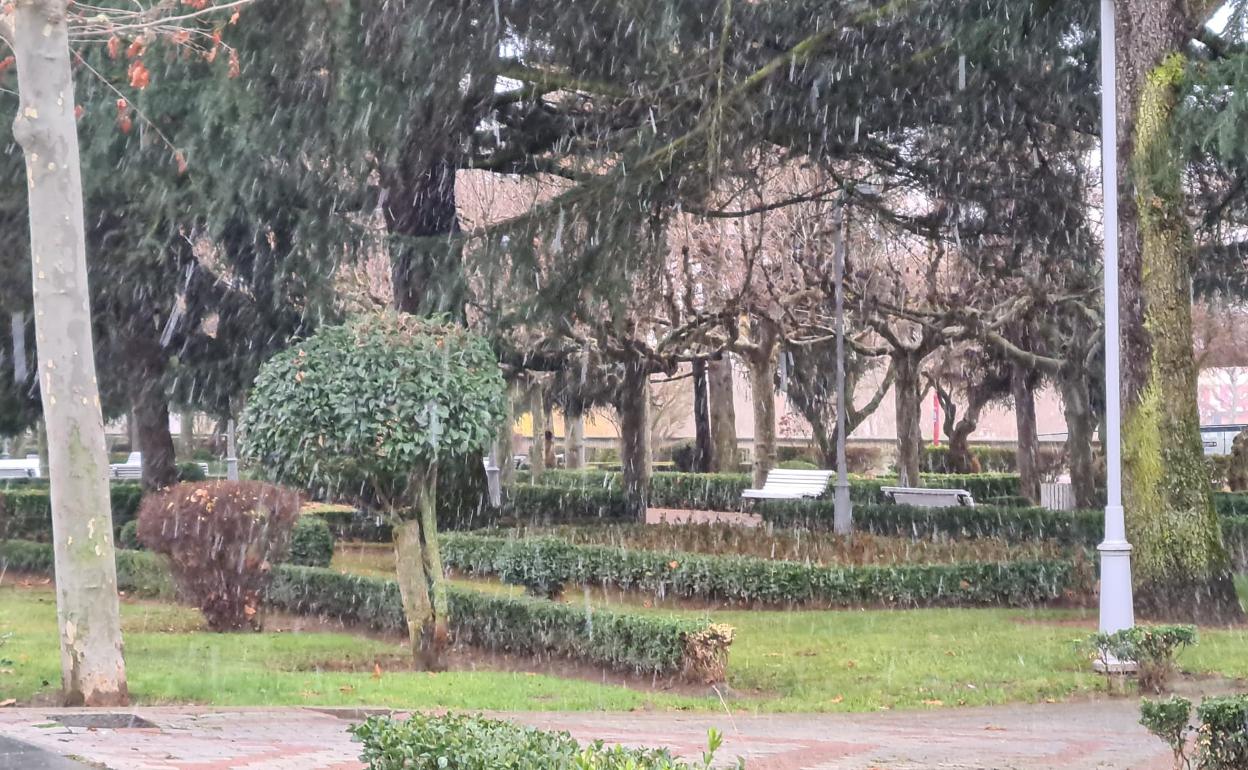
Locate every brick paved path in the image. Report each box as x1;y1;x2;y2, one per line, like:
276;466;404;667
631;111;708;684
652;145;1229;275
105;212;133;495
0;701;1171;770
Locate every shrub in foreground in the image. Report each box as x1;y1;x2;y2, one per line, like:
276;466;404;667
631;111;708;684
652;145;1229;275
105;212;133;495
1087;625;1198;693
137;481;301;631
351;713;739;770
1140;694;1248;770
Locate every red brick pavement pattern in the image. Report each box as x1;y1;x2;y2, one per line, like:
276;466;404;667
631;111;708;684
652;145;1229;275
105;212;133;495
0;701;1172;769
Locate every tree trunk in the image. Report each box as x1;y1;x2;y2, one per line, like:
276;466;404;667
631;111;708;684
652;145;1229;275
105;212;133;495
128;339;178;490
127;407;139;452
618;360;651;521
893;352;923;487
11;0;128;705
707;355;738;472
498;382;517;486
1012;364;1041;504
542;403;557;468
180;409;195;455
1060;372;1098;510
746;321;780;488
383;155;466;319
564;405;586;470
393;466;448;670
528;382;546;480
1119;32;1240;621
692;359;713;472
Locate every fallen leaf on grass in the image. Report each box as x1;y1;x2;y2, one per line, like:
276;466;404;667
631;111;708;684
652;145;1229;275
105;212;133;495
0;699;17;707
828;695;844;704
338;685;355;694
372;663;382;680
922;699;944;706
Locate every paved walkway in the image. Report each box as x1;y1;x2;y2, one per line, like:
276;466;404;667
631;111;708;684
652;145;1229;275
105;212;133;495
0;701;1171;770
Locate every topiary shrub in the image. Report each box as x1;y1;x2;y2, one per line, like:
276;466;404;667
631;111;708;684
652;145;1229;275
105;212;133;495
118;519;143;551
242;312;505;669
287;517;335;568
176;462;207;482
136;480;301;631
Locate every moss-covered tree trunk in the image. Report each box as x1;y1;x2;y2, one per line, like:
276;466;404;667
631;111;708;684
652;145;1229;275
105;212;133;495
393;466;448;670
691;358;713;472
564;403;586;470
1119;50;1241;622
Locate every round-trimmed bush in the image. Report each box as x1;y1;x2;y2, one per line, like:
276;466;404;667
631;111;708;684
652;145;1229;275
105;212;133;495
118;519;143;551
287;516;335;568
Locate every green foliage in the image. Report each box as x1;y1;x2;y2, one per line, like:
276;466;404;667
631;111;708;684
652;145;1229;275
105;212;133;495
350;713;735;770
303;505;393;542
1139;696;1192;766
1196;695;1248;769
777;460;819;470
267;565;730;679
922;446;1017;473
242;313;505;509
118;520;143;551
502;484;631;526
442;533;1083;608
496;536;574;599
1139;694;1248;770
286;517;335;568
1087;625;1198;693
0;539;174;599
177;462;207;482
0;483;142;541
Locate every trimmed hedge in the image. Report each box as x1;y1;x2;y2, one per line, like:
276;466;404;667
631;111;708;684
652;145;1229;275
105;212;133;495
286;517;335;568
0;539;730;680
351;712;725;770
1215;492;1248;517
268;565;731;678
0;538;174;599
0;484;143;542
514;470;1023;511
441;533;1086;607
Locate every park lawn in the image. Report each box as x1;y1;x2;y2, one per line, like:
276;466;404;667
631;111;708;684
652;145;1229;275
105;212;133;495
0;584;695;712
6;568;1245;713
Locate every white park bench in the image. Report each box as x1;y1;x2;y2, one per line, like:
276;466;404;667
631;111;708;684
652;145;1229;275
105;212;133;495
881;486;975;508
742;469;835;500
0;455;41;479
109;452;209;481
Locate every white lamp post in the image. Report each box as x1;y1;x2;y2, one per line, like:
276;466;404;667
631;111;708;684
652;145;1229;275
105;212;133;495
1097;0;1135;642
832;204;852;535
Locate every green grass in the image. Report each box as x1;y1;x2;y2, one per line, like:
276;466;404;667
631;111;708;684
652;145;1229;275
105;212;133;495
0;585;693;711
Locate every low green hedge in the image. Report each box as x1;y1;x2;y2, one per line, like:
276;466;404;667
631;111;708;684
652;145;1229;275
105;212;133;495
441;533;1085;607
755;500;1105;544
351;712;728;770
514;470;1023;511
1215;492;1248;517
0;539;730;680
0;538;174;598
268;565;731;678
0;484;143;542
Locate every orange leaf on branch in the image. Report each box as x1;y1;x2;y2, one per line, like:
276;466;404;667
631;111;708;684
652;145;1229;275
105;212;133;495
128;60;150;90
107;37;122;59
